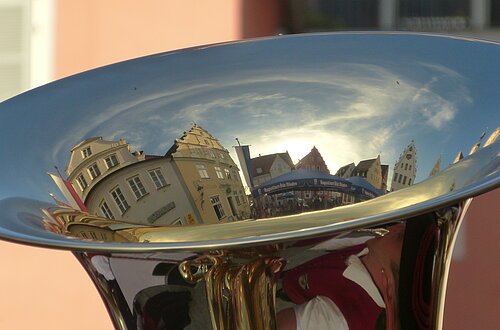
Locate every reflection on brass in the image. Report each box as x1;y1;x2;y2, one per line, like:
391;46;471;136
0;33;499;329
36;141;498;249
355;228;390;237
41;206;145;243
431;201;472;329
179;255;222;284
180;254;285;330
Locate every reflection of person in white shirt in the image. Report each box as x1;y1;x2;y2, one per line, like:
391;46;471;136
277;224;405;330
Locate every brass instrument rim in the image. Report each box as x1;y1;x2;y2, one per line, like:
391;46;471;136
0;161;497;252
0;31;498;253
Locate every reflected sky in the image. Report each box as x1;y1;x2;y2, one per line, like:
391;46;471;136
0;33;499;202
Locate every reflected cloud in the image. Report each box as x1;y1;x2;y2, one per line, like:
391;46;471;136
1;32;493;205
44;56;474;183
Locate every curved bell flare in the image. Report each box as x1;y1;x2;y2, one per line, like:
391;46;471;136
0;33;499;329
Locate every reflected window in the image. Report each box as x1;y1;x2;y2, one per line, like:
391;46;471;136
196;164;209;178
88;163;101;180
81;146;92;158
76;174;88;190
215;166;224;179
224;168;231;179
190;147;202;158
111;187;129;214
408;178;412;185
409;165;412;170
256;167;262;174
210;195;225;220
403;176;407;185
405;163;408;170
100;200;115;219
234;191;241;205
398;174;403;183
149;168;167;189
105;154;119;169
128;176;147;199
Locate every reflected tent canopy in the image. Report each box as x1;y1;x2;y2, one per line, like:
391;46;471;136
251;169;383;199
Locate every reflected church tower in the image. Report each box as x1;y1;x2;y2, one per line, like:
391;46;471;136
391;141;417;191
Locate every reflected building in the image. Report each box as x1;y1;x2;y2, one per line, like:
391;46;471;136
335;163;355;179
66;137;199;226
170;125;250;223
337;155;388;191
294;146;341;205
296;146;329;173
249;146;383;219
428;157;442;177
66;137;144;201
235;144;295;188
381;165;389;192
351;155;383;190
391;141;417;191
484;128;500;147
64;125;250;225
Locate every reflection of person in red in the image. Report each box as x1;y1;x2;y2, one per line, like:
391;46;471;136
277;224;405;330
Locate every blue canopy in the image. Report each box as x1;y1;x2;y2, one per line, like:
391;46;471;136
252;170;351;197
346;176;384;199
251;170;383;200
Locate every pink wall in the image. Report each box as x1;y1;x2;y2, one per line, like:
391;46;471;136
444;189;500;329
0;242;113;329
55;0;242;78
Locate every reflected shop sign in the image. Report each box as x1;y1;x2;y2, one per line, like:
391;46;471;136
254;178;351;197
262;181;298;194
317;179;349;189
147;202;176;223
360;188;377;199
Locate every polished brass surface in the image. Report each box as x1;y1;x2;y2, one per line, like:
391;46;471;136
192;255;285;330
31;144;497;251
0;33;499;329
431;200;473;329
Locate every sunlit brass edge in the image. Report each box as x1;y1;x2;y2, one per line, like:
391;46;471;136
433;198;473;330
72;251;130;330
0;174;497;254
0;135;498;252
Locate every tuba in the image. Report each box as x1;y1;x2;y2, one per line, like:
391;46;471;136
0;32;498;329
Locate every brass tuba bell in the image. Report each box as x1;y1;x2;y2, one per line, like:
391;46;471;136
0;33;498;329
